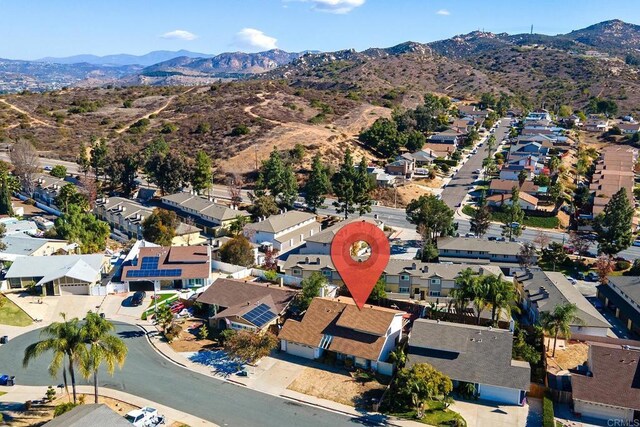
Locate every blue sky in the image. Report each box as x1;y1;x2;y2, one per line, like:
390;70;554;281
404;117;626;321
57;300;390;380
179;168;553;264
2;0;639;59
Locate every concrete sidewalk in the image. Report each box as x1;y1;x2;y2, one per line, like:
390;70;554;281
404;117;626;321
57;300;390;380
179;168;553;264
0;384;215;426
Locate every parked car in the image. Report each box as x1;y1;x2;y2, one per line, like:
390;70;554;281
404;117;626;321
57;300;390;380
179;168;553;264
473;169;481;174
496;237;506;242
131;291;146;306
633;239;640;247
43;165;52;171
125;407;164;427
464;233;476;238
585;272;599;282
487;236;497;241
566;276;577;285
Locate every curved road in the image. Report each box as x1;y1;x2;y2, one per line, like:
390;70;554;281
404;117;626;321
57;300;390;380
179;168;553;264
0;323;373;427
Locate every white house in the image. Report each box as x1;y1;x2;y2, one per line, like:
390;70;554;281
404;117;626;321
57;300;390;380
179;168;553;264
244;210;320;254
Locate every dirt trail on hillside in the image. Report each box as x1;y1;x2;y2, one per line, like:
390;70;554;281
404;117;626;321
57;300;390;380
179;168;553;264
225;92;390;175
115;86;196;135
0;98;54;128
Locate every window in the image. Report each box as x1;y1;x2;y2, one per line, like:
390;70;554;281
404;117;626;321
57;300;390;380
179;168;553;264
399;287;409;293
429;291;441;297
467;250;473;254
400;274;410;281
292;268;302;276
322;270;332;277
430;278;441;285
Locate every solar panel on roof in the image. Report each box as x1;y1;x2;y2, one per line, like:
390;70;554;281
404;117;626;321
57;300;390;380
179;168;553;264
243;303;276;328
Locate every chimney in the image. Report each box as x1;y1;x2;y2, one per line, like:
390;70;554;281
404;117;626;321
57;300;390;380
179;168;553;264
304;256;309;264
316;257;320;264
411;262;417;270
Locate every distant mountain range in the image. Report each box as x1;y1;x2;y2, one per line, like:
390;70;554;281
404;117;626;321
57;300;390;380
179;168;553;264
37;50;215;67
2;19;640;93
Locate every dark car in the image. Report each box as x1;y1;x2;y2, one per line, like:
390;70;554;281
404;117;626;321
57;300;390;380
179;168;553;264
131;291;146;306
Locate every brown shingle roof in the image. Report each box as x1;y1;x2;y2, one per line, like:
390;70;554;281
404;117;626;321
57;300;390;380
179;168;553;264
196;278;297;313
571;344;640;410
121;246;210;280
489;179;539;194
279;297;404;361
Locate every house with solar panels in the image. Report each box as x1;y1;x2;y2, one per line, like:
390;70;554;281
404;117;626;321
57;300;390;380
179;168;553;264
195;278;298;331
121;246;212;292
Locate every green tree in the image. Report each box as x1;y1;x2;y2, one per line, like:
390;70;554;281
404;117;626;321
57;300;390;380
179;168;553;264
450;268;478;316
406;195;454;242
540;303;583;357
55;184;89;214
369;277;387;303
541;242;568;270
142;208;178;246
470;192;491;237
248;194;279;220
420;241;439;262
393;363;453;412
50;165;67;178
557;105;572;118
54;205;110;253
219;235;254;267
354;157;372;216
547;156;561;175
484;274;518;323
594;188;634;256
23;314;83;403
512;328;541;365
467;128;480;145
90;140;108;181
479;93;497;109
548;181;564;207
225;330;278;364
518;242;538;269
297;272;327;311
77;140;91;177
359;118;403;158
191;151;213;195
332;149;357;219
501;187;525;240
517;169;528;186
0;171;14;216
145;151;191;196
404;130;426;152
303;153;331;212
228;215;249;236
105;143;140;198
79;312;128;404
256;147;298;207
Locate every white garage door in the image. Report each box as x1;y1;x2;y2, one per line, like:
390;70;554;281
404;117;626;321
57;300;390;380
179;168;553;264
59;284;89;295
574;400;631;423
478;384;521;405
285;342;316;359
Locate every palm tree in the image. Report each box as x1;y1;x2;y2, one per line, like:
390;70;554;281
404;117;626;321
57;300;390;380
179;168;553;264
23;313;83;403
451;269;478;320
485;275;520;323
79;312;128;403
471;279;489;325
542;303;583;357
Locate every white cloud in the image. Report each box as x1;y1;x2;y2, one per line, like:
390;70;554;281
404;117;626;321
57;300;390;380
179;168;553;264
299;0;365;14
234;28;278;51
436;9;450;16
161;30;198;41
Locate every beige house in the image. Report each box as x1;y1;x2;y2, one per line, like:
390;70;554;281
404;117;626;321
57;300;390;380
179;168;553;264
244;210;320;254
0;235;74;262
283;255;503;299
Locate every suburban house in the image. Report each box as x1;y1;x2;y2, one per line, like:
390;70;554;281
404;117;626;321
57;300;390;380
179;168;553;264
597;276;640;336
367;166;398;187
5;254;109;296
570;342;640;424
121;246;212;292
437;237;528;273
524;109;552;124
617;122;640;134
0;235;74;262
584;116;610;133
31;174;68;205
486;192;539;210
284;255;503;299
428;131;459;147
499;164;535;181
279;297;406;373
244;210;320;254
400;149;437;167
299;217;384;255
160;192;250;236
590;146;637;216
451;117;476;134
508;142;550;162
516;269;611;337
423;143;454;159
407;319;530;405
94;197;204;246
195;278;298;331
385;159;414;179
488;179;540;196
43;404;131;427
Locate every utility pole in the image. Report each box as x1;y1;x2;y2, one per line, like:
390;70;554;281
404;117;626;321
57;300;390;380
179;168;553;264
531;24;533;35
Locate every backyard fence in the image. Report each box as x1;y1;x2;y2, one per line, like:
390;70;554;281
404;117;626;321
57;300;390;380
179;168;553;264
211;260;252;278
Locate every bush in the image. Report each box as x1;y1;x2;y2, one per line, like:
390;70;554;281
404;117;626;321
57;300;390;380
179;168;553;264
46;385;56;402
615;260;631;271
54;402;77;417
219;328;236;345
263;269;278;283
543;393;554;427
164;323;182;342
230;124;250;136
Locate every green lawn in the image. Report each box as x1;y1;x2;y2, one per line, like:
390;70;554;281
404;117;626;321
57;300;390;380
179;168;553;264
147;292;178;308
0;295;33;326
0;391;6;397
392;401;465;426
463;205;560;229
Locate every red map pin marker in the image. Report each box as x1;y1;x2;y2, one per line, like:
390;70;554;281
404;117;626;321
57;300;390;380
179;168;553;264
331;221;390;309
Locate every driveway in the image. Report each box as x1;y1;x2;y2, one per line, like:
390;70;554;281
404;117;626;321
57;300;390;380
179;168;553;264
0;323;364;427
451;399;531;427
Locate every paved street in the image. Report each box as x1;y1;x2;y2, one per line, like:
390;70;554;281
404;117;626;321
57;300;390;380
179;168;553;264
440;118;511;209
0;323;367;427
